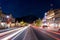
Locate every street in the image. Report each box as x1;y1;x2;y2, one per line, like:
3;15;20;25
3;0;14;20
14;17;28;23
0;26;29;40
0;26;60;40
12;28;27;40
0;0;60;40
32;27;60;40
0;28;17;33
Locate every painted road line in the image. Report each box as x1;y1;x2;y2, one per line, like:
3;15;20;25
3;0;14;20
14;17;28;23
1;27;29;40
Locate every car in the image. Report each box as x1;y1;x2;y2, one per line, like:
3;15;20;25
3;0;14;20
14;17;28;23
42;25;48;28
0;22;9;29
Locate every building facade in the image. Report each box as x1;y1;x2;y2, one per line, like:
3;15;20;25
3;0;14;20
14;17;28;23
0;7;15;28
54;9;60;28
44;9;60;29
0;7;15;23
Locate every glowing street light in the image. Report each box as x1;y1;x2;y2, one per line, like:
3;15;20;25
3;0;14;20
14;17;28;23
6;15;10;18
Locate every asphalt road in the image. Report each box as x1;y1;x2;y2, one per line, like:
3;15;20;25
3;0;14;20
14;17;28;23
11;28;28;40
11;26;38;40
0;27;18;33
39;29;60;39
31;27;60;40
6;26;60;40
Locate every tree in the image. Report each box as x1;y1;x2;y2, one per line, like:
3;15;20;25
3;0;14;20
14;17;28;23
35;18;42;27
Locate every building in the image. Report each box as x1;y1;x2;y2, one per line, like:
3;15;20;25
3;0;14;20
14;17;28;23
42;10;54;26
44;9;60;30
54;9;60;28
0;7;15;23
46;10;55;27
0;7;15;28
0;7;6;22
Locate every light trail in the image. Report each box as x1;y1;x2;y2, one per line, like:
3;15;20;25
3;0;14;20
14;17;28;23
1;26;29;40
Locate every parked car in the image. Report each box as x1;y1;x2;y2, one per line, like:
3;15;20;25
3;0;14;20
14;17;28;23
0;22;9;29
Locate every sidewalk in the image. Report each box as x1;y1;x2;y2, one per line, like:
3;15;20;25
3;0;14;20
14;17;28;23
0;28;15;33
23;27;38;40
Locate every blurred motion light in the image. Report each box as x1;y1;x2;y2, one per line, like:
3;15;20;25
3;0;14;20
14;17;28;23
43;23;47;25
50;24;54;27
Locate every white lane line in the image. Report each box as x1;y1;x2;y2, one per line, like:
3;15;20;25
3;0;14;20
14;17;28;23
1;27;29;40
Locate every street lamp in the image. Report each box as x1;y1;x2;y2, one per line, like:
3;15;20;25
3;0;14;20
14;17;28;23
6;15;10;18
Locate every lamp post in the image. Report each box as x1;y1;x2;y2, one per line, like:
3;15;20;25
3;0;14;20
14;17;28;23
6;15;12;28
6;15;10;23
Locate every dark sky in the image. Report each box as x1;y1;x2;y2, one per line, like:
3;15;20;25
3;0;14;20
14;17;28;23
0;0;60;18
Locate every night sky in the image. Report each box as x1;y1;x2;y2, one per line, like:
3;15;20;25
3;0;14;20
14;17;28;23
0;0;60;19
